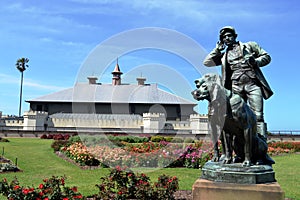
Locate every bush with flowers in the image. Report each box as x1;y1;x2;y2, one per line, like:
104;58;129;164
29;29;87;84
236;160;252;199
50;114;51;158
94;166;179;200
0;169;179;200
0;176;83;200
181;145;211;168
61;142;99;166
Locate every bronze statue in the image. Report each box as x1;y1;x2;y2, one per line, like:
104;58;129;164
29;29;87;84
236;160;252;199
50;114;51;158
192;73;274;166
203;26;273;140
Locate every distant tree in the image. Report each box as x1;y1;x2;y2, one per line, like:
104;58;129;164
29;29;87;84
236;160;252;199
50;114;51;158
16;57;29;117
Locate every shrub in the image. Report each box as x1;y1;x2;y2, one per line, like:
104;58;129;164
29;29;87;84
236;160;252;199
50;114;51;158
0;176;83;200
171;137;184;143
150;136;165;142
164;137;173;142
94;166;178;200
184;138;194;143
61;142;99;166
40;134;48;139
0;138;9;142
47;134;54;139
107;135;149;144
68;135;82;144
53;134;65;140
51;140;70;152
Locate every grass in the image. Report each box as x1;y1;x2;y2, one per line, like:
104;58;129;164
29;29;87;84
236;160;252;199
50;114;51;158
272;153;300;200
0;138;299;199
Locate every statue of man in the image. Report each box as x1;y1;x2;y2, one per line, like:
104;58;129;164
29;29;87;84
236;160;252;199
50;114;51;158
203;26;273;139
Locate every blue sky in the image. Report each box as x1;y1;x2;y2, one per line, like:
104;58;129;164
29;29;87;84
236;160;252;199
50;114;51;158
0;0;299;131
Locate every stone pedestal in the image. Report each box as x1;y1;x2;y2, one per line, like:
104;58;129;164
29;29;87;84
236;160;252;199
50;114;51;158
193;162;285;200
192;179;285;200
201;161;276;184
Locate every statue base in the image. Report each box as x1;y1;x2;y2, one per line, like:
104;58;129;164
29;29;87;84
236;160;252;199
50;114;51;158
201;161;275;184
192;179;285;200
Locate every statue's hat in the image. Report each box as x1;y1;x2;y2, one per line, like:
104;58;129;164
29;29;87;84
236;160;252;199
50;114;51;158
219;26;237;39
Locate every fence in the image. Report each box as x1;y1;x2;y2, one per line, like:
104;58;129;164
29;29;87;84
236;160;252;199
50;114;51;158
268;130;300;141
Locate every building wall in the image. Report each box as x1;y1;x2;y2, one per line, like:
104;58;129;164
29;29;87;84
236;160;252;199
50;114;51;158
1;111;209;135
29;102;195;121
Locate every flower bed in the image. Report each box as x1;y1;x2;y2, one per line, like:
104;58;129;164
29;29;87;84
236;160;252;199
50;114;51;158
0;157;20;173
56;136;213;169
268;141;300;155
55;135;300;169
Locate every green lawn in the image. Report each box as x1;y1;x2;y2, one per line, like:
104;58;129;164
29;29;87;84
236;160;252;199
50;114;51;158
272;153;300;200
0;138;299;199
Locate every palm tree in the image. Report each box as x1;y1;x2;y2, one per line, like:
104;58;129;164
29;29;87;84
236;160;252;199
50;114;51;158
16;57;29;117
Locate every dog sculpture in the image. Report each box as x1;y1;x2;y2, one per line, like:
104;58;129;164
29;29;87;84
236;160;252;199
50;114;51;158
192;73;274;166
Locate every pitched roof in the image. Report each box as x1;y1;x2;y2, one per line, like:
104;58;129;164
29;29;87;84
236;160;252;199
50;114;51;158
26;83;196;105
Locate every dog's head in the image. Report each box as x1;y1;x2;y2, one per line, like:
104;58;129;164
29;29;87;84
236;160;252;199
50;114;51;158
191;73;221;101
191;81;210;101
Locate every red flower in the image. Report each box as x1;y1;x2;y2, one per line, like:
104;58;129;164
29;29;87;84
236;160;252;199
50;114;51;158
71;186;78;192
63;198;69;200
39;184;44;189
22;188;30;195
61;178;65;185
44;198;49;200
13;185;20;190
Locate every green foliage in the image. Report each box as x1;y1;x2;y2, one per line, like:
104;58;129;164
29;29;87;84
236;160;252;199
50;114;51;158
150;136;165;142
164;137;173;142
68;136;82;144
108;135;149;143
171;137;184;143
94;166;179;200
150;136;187;143
184;138;194;143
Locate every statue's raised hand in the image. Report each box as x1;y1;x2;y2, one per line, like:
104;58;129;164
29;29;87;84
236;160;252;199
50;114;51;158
216;41;225;51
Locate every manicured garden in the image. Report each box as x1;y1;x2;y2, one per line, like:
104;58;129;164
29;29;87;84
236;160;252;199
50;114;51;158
0;137;299;199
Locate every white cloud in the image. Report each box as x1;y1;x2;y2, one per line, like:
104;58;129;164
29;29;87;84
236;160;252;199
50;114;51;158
0;73;67;91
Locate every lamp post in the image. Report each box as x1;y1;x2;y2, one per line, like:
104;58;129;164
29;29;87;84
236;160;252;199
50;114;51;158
16;58;29;117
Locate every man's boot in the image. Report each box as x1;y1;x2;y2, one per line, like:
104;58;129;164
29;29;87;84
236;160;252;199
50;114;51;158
257;121;267;141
